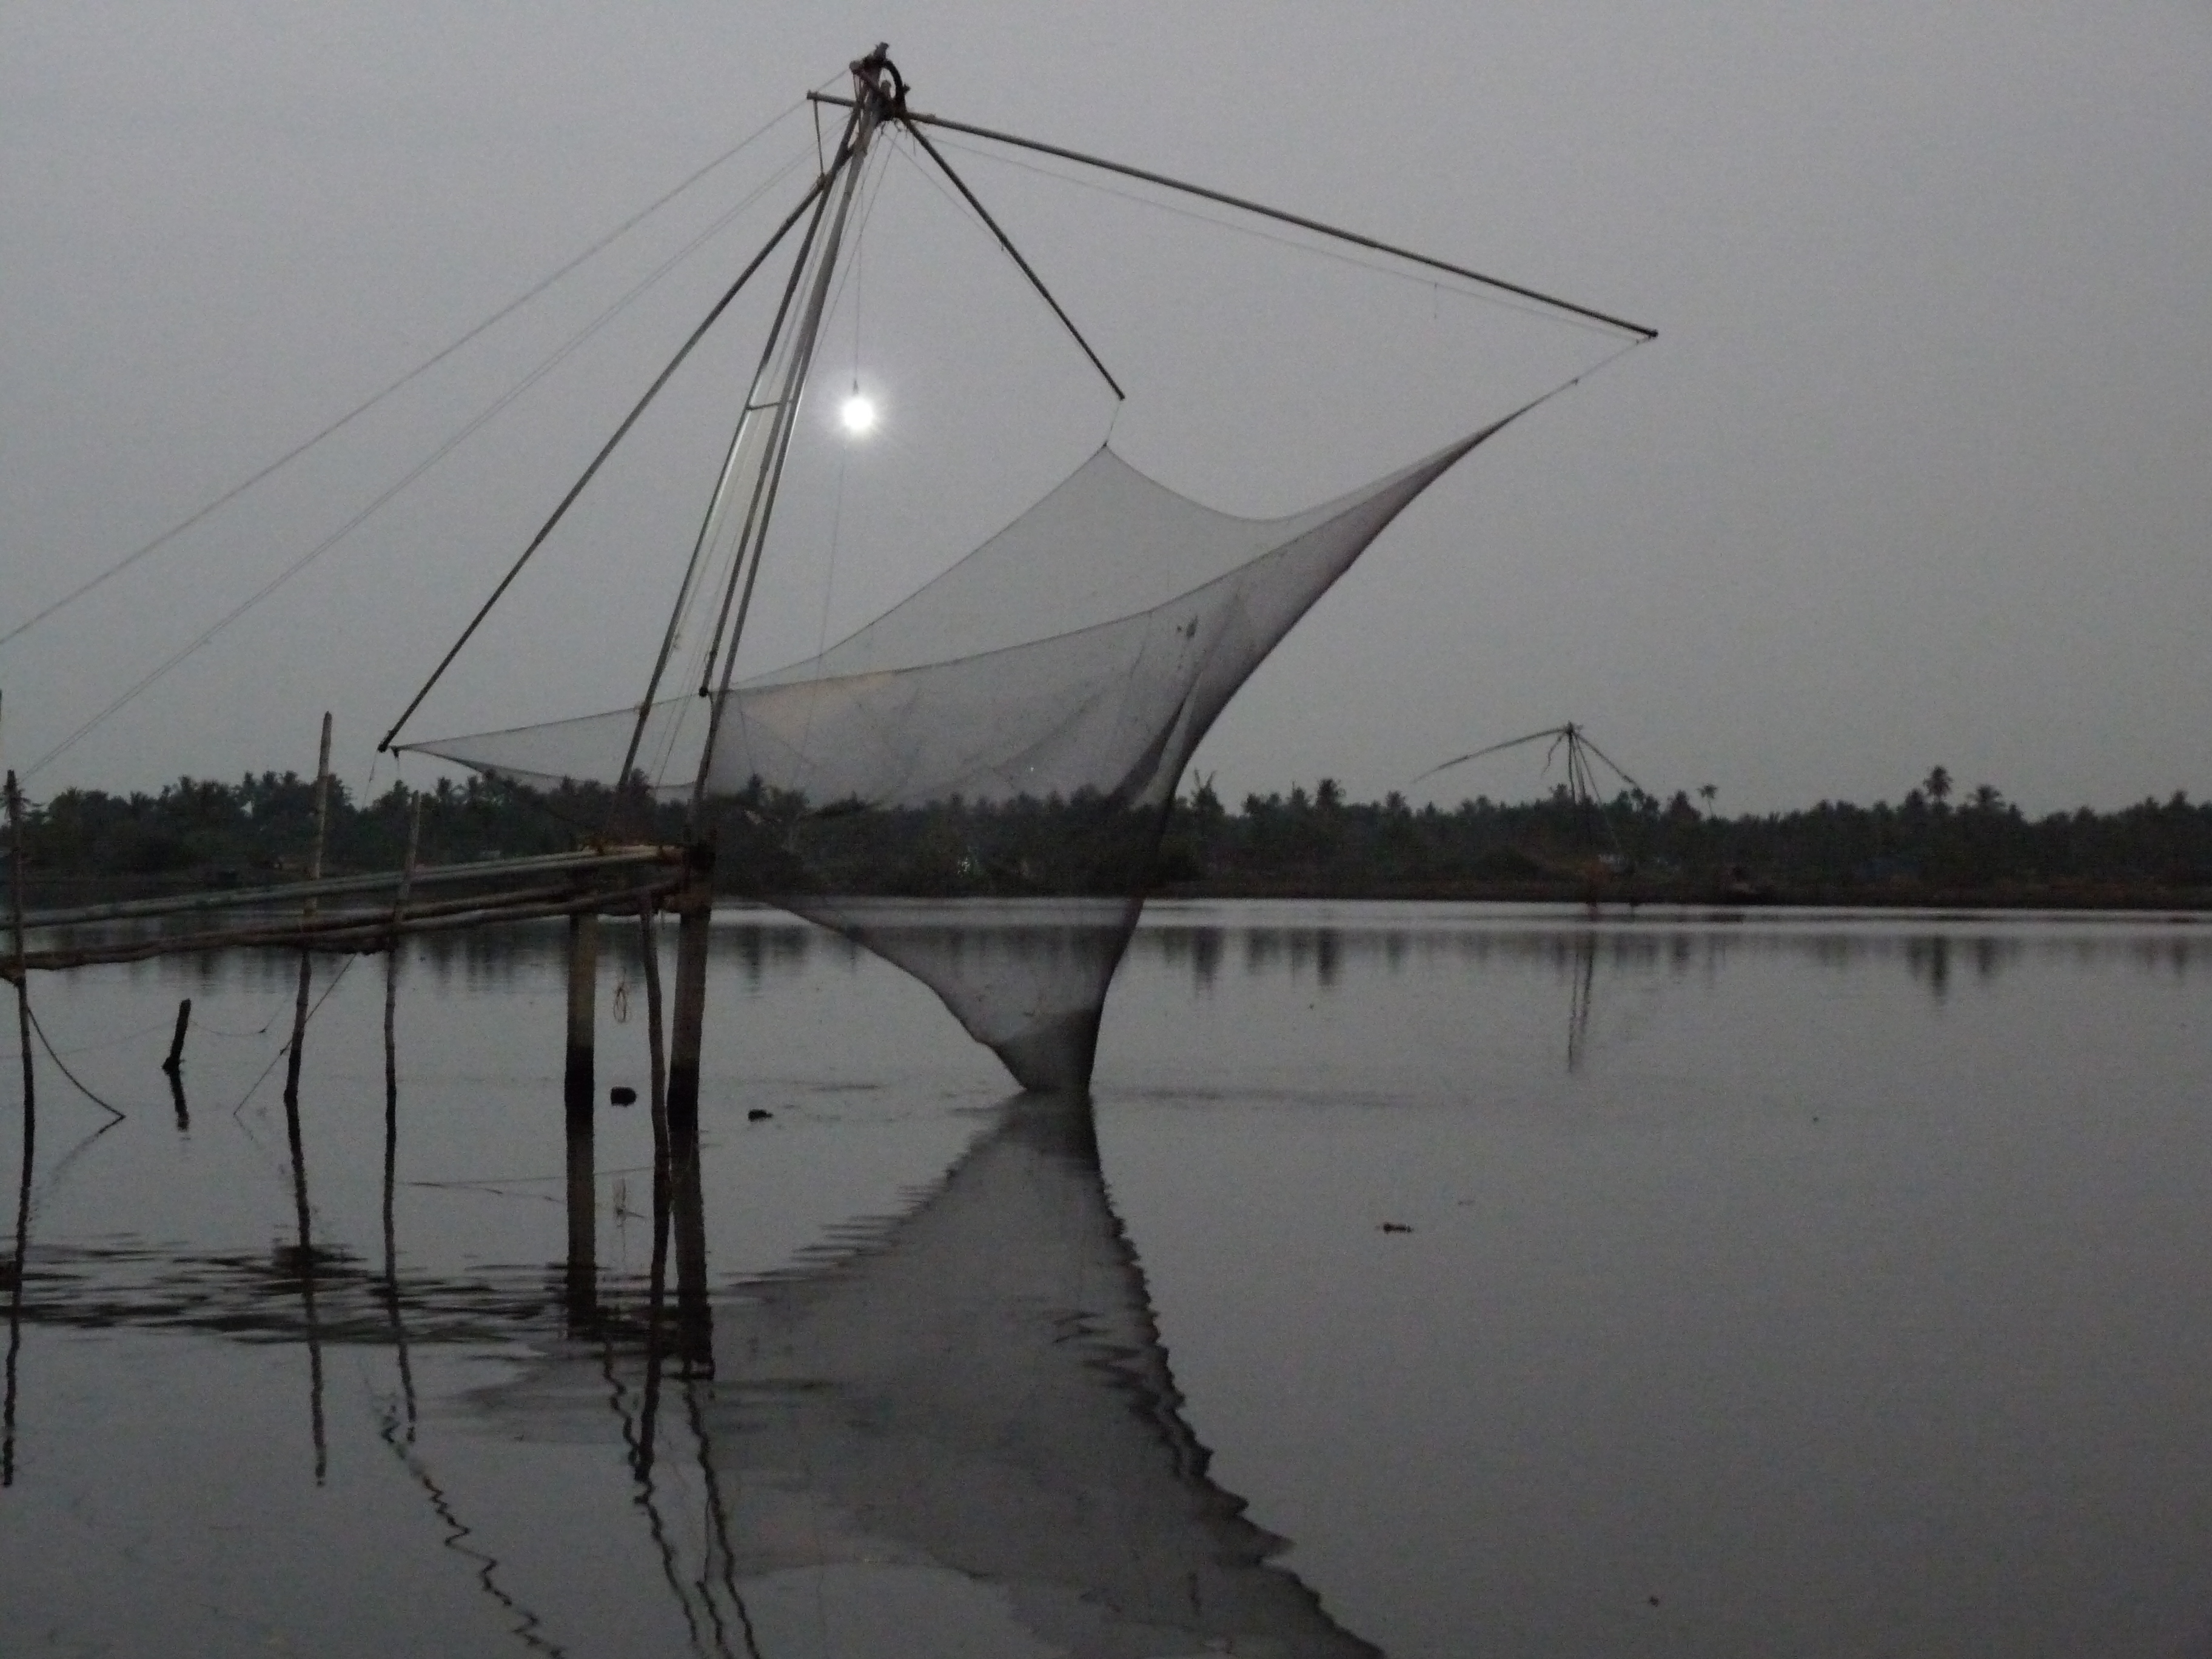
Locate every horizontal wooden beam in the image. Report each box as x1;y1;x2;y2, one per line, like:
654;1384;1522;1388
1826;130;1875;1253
12;845;676;931
2;879;677;978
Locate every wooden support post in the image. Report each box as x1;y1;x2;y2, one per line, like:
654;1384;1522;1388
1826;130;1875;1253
282;712;335;1112
565;910;599;1104
563;906;600;1327
632;894;672;1474
383;794;420;1292
666;842;714;1143
163;996;192;1131
638;896;668;1143
382;794;421;1433
666;840;714;1369
2;708;28;1485
384;796;421;1116
161;999;192;1076
5;772;30;1119
276;716;333;1480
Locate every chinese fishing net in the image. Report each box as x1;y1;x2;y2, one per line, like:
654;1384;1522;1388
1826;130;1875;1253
403;409;1529;1090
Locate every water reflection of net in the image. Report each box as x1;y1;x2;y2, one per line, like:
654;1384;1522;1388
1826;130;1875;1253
492;1093;1383;1658
12;1098;1380;1656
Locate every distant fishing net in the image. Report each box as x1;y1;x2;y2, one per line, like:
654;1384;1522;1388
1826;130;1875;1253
407;412;1525;1088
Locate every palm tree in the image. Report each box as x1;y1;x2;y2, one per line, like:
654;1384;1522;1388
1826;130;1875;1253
1922;766;1952;809
1697;783;1718;819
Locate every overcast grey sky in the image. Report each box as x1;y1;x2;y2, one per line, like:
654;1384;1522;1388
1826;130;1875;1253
4;2;2208;813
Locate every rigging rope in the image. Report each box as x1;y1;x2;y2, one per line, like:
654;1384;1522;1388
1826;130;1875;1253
22;147;816;783
24;1004;126;1122
930;133;1634;340
230;953;358;1121
0;101;808;655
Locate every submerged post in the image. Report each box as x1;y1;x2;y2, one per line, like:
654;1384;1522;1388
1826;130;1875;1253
563;905;600;1326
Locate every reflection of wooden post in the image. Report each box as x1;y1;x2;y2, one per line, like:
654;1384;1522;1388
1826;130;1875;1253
563;906;600;1327
666;840;714;1368
282;713;335;1111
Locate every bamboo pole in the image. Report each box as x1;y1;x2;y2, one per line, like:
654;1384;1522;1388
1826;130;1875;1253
383;793;420;1275
383;793;423;1435
17;844;672;933
161;999;192;1076
666;848;713;1372
5;773;30;1121
278;712;334;1486
638;896;667;1153
384;794;422;1094
565;911;599;1106
665;847;713;1151
1;708;24;1484
8;879;680;973
635;891;672;1435
564;902;600;1327
282;714;336;1112
162;994;192;1128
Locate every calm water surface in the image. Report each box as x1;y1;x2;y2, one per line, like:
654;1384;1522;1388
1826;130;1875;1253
2;902;2209;1657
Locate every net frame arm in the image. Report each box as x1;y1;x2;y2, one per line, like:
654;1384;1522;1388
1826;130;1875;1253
895;116;1124;401
380;169;836;754
811;92;1656;342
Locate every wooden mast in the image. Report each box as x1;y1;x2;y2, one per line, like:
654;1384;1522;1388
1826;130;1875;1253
663;47;900;1185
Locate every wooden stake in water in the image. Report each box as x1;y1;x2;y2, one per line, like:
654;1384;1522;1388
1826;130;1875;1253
162;999;192;1076
280;714;332;1481
383;794;421;1260
565;910;598;1105
563;903;600;1326
5;771;31;1117
666;842;714;1368
666;842;714;1147
2;775;26;1485
638;896;668;1153
3;765;27;1489
282;712;335;1112
163;996;192;1130
382;794;421;1431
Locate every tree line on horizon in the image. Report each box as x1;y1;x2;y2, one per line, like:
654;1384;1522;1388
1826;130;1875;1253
5;764;2210;902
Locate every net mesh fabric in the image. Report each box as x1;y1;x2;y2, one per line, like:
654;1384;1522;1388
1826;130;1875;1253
409;412;1526;1088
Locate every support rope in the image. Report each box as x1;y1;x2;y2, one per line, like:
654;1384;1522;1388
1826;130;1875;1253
24;1004;125;1122
0;102;808;654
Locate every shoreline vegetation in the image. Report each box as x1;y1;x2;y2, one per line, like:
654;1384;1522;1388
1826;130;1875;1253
4;768;2209;913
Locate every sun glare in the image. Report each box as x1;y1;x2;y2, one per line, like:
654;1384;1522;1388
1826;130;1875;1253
839;393;878;437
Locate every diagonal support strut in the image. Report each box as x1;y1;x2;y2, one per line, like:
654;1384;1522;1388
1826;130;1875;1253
898;116;1125;401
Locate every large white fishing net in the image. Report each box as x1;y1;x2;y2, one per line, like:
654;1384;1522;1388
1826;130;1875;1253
407;410;1527;1088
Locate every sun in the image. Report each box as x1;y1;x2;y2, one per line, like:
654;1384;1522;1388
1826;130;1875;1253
839;393;878;437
